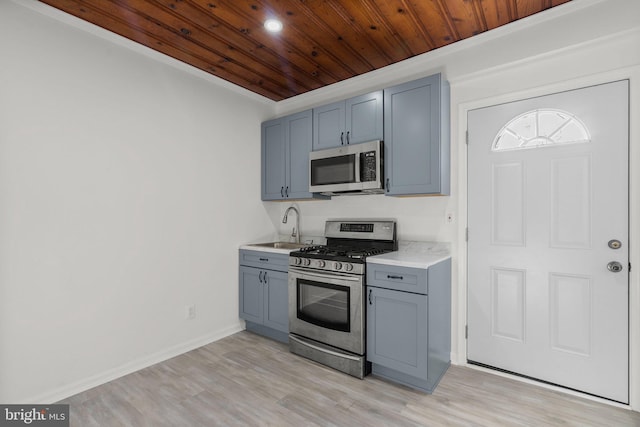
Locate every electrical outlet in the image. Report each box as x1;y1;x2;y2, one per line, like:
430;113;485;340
186;305;196;320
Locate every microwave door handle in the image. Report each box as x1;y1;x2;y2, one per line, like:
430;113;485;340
354;152;361;184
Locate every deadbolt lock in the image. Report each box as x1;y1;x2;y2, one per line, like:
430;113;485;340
608;239;622;249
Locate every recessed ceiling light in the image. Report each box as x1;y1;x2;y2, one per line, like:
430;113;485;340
264;19;283;33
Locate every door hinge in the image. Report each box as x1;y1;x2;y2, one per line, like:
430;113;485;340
465;325;468;339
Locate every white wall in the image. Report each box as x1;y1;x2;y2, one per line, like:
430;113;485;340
0;0;277;403
273;0;640;409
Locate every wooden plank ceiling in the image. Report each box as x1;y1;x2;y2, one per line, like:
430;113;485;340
38;0;571;101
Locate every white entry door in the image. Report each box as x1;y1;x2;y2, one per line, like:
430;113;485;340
467;80;629;403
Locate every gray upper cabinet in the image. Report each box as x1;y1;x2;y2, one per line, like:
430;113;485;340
262;118;287;200
261;75;449;200
313;91;383;150
313;100;344;150
286;110;315;199
261;109;315;200
384;74;450;196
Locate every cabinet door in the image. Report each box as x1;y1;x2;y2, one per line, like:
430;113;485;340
346;91;383;145
261;118;286;200
263;270;289;333
285;110;314;199
367;286;429;381
384;74;449;196
239;266;264;324
313;100;345;150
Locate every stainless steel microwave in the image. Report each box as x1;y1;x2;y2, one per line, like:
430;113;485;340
309;140;384;195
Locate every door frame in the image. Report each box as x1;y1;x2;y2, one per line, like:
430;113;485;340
457;67;640;410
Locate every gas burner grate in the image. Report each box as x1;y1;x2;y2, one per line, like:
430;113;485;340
293;244;392;261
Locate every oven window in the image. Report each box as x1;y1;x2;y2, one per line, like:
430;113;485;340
310;154;356;186
297;279;350;332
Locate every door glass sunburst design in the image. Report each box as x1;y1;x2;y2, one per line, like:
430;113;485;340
492;109;591;151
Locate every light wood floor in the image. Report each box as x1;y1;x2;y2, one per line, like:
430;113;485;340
60;331;640;426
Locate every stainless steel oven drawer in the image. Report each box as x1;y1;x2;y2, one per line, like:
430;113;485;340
289;334;370;379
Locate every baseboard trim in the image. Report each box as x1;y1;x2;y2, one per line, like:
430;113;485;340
28;323;244;404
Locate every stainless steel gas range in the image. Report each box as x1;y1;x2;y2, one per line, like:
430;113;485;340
288;219;397;378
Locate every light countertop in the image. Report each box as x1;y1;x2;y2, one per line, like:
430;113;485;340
367;241;451;269
240;235;325;255
239;244;298;255
240;239;451;268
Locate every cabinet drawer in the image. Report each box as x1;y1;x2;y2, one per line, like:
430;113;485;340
367;264;427;294
239;250;289;271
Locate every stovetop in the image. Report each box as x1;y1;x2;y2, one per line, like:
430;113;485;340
292;244;392;263
289;219;397;274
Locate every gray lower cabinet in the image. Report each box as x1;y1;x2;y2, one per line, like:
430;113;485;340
383;73;450;196
313;91;384;150
366;259;451;393
262;109;317;200
239;250;289;343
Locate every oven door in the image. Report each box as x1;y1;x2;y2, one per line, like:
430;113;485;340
288;266;364;355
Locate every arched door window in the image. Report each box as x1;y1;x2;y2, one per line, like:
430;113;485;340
492;109;591;151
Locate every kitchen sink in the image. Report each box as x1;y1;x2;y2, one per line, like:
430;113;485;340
249;242;309;250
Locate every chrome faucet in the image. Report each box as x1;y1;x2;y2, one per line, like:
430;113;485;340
282;206;300;244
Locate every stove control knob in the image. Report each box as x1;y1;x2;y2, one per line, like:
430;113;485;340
334;262;343;271
303;258;311;266
317;260;326;268
344;263;353;272
294;257;302;265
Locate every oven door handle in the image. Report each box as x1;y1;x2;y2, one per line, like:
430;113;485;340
288;267;362;282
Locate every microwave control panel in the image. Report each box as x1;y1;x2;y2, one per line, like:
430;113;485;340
360;151;377;182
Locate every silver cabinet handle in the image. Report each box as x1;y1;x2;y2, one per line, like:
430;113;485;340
340;132;344;145
280;186;284;197
258;271;264;283
607;261;623;273
346;131;350;144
